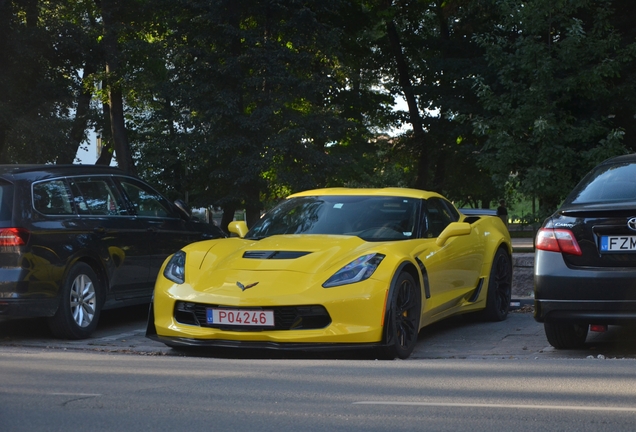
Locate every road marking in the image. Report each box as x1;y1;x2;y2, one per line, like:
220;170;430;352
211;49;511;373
49;393;101;397
353;401;636;413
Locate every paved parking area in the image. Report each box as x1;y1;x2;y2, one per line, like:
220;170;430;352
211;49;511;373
3;245;635;361
2;304;636;360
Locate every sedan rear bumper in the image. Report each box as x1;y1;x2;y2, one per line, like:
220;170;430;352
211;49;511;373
534;250;636;324
534;299;636;324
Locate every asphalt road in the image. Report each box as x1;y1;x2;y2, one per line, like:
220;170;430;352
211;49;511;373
2;348;636;432
6;243;636;431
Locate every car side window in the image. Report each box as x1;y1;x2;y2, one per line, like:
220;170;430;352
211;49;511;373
423;198;455;238
69;177;128;216
118;179;172;218
33;180;74;215
440;199;460;222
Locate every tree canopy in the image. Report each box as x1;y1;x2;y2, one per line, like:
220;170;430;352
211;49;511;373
1;0;635;224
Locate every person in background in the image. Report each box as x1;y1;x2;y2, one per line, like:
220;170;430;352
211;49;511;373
496;199;509;228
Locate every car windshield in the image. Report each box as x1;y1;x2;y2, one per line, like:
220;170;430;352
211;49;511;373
246;195;420;242
566;163;636;205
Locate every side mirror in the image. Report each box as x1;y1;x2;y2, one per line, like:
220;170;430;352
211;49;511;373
228;221;249;238
436;222;471;247
174;199;192;219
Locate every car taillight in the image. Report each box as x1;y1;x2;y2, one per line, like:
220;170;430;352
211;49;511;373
0;228;29;247
535;228;582;256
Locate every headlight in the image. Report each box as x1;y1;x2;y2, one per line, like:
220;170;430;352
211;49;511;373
164;251;186;284
323;253;385;288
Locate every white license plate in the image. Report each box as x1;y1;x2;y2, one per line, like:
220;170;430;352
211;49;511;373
600;236;636;252
206;308;275;326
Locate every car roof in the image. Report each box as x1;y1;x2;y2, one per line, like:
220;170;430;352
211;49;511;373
598;153;636;166
288;187;445;200
0;164;127;182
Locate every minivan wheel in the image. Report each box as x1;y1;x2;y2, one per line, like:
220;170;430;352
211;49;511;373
544;321;588;349
47;262;102;339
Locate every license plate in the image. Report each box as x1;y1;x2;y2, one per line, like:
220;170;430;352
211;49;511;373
600;236;636;252
206;308;275;326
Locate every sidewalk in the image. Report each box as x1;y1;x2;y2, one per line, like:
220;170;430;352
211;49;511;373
512;237;534;252
511;237;534;305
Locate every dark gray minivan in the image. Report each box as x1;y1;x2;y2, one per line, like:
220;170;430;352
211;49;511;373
0;165;225;339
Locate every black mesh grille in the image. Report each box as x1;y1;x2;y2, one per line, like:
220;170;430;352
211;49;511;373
174;302;331;331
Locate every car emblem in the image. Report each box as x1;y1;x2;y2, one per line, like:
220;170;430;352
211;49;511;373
236;281;259;291
628;218;636;232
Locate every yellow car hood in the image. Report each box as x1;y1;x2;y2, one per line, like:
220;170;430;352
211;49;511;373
182;235;392;296
198;235;378;273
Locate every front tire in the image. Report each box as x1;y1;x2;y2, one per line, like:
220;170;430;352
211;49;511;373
481;248;512;322
544;321;588;349
47;262;102;339
381;272;421;359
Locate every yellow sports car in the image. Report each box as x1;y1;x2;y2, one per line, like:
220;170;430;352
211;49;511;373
147;188;512;359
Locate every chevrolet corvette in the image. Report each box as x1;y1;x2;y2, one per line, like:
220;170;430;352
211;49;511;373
147;188;513;359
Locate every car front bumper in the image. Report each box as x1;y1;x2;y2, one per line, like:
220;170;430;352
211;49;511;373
150;278;390;346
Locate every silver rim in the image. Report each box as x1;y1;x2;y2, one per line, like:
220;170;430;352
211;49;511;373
69;274;96;328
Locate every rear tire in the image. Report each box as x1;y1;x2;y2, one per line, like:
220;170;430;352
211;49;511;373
544;321;588;349
381;272;421;360
480;249;512;322
47;262;102;339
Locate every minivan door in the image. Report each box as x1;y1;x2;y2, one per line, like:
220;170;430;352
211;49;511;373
68;176;151;299
115;177;206;284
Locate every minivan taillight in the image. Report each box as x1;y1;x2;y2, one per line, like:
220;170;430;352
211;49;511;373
535;228;582;256
0;228;29;247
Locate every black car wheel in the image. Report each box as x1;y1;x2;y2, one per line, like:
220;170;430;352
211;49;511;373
47;262;102;339
480;248;512;322
382;272;421;359
544;321;589;349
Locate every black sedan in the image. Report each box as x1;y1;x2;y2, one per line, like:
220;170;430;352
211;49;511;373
534;154;636;348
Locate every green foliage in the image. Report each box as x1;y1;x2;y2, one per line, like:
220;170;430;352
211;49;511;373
131;0;393;217
1;0;636;218
472;0;635;216
0;0;100;163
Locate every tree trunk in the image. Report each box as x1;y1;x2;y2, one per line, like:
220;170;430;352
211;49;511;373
97;0;136;175
58;63;97;164
385;18;430;190
95;101;115;166
220;204;238;235
244;184;262;228
107;85;136;174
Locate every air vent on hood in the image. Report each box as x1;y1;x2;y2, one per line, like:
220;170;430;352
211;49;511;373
243;251;311;260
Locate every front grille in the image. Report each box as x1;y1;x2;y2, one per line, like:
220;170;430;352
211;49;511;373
174;301;331;331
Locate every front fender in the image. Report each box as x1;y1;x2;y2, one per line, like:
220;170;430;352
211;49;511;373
381;261;423;346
